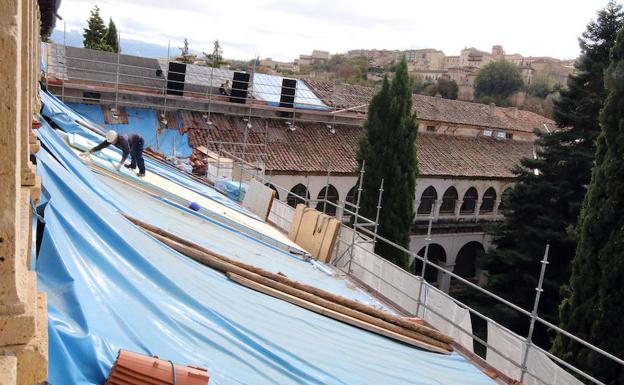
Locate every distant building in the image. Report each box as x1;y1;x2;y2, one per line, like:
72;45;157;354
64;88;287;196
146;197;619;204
294;50;332;68
407;45;574;101
260;57;296;73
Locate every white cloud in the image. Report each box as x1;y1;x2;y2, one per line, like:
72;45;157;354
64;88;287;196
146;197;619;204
57;0;615;61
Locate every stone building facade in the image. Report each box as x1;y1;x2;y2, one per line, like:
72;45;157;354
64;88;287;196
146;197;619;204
0;0;51;384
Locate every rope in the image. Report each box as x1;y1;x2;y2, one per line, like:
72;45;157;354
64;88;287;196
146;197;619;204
168;360;177;385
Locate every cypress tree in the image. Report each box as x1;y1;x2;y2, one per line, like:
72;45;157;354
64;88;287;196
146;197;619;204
356;56;418;269
463;1;623;349
551;25;624;385
83;6;113;52
104;18;119;53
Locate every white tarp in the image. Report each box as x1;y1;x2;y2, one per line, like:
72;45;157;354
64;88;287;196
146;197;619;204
268;199;295;232
341;227;422;314
486;321;583;385
524;346;584;385
422;284;474;352
486;321;524;379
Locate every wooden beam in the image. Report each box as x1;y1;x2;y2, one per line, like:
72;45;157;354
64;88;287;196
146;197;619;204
228;273;450;354
125;213;452;344
135;222;453;353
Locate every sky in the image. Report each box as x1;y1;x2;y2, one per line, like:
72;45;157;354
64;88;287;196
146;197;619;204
55;0;617;61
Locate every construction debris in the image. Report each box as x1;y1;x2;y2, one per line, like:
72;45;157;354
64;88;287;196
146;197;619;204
106;349;209;385
124;214;454;354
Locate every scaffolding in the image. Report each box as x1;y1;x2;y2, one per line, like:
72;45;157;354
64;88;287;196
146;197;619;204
43;36;371;133
41;35;624;385
219;160;624;385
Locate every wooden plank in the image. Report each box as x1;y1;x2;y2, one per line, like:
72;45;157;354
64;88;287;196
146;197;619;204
133;223;453;349
228;273;451;355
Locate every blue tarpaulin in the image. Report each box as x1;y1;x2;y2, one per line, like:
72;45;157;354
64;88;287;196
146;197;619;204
40;91;259;219
67;102;192;158
35;94;497;385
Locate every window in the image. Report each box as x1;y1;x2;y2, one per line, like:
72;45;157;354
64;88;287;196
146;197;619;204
440;187;458;214
287;183;309;208
460;187;478;214
479;187;497;213
316;185;339;215
426;125;436;132
482;129;493;137
496;131;507;140
417;186;437;215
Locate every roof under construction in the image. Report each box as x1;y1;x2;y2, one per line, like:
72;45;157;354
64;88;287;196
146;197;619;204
36;91;497;384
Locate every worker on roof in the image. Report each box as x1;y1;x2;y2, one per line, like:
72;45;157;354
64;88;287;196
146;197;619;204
219;79;231;96
83;130;146;177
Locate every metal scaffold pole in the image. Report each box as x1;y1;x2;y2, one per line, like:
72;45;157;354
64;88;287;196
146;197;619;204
163;40;170;115
347;161;365;274
415;205;435;317
61;21;66;101
323;161;331;214
520;244;550;382
114;32;121;113
372;178;384;245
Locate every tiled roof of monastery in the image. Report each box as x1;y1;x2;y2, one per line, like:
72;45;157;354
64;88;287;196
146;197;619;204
186;112;534;178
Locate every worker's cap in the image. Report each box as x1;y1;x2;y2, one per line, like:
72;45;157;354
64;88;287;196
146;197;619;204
105;130;118;143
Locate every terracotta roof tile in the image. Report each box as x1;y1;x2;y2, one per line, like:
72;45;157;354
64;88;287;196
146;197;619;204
303;80;555;133
188;113;533;179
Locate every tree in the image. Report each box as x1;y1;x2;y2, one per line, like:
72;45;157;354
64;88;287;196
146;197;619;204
551;17;624;385
83;6;113;52
104;18;119;53
527;73;556;98
356;56;418;269
474;60;523;105
423;76;458;99
203;39;226;68
462;1;623;350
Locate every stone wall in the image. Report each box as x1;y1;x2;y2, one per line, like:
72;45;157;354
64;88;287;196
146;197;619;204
0;0;48;383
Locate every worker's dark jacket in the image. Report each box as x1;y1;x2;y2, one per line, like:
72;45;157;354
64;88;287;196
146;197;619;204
92;133;145;173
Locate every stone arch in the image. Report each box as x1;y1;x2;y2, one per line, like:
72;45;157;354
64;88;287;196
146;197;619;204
345;185;357;206
479;187;497;214
316;184;339;215
453;241;484;280
265;183;280;200
460;187;478;214
440;186;458;214
417;186;438;215
499;187;513;211
287;183;310;208
413;243;447;284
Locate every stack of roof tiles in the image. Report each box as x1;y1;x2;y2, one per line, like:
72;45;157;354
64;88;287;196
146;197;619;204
106;350;209;385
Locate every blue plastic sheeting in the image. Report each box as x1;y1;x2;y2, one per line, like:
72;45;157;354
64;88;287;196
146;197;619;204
252;73;329;110
67;102;192;158
215;179;247;201
37;124;344;297
39;91;259;220
35;141;495;385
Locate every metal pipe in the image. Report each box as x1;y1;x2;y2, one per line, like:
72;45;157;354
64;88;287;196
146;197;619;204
372;178;384;245
114;31;121;112
347;161;365;274
323;161;331;214
415;210;434;316
520;244;550;382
